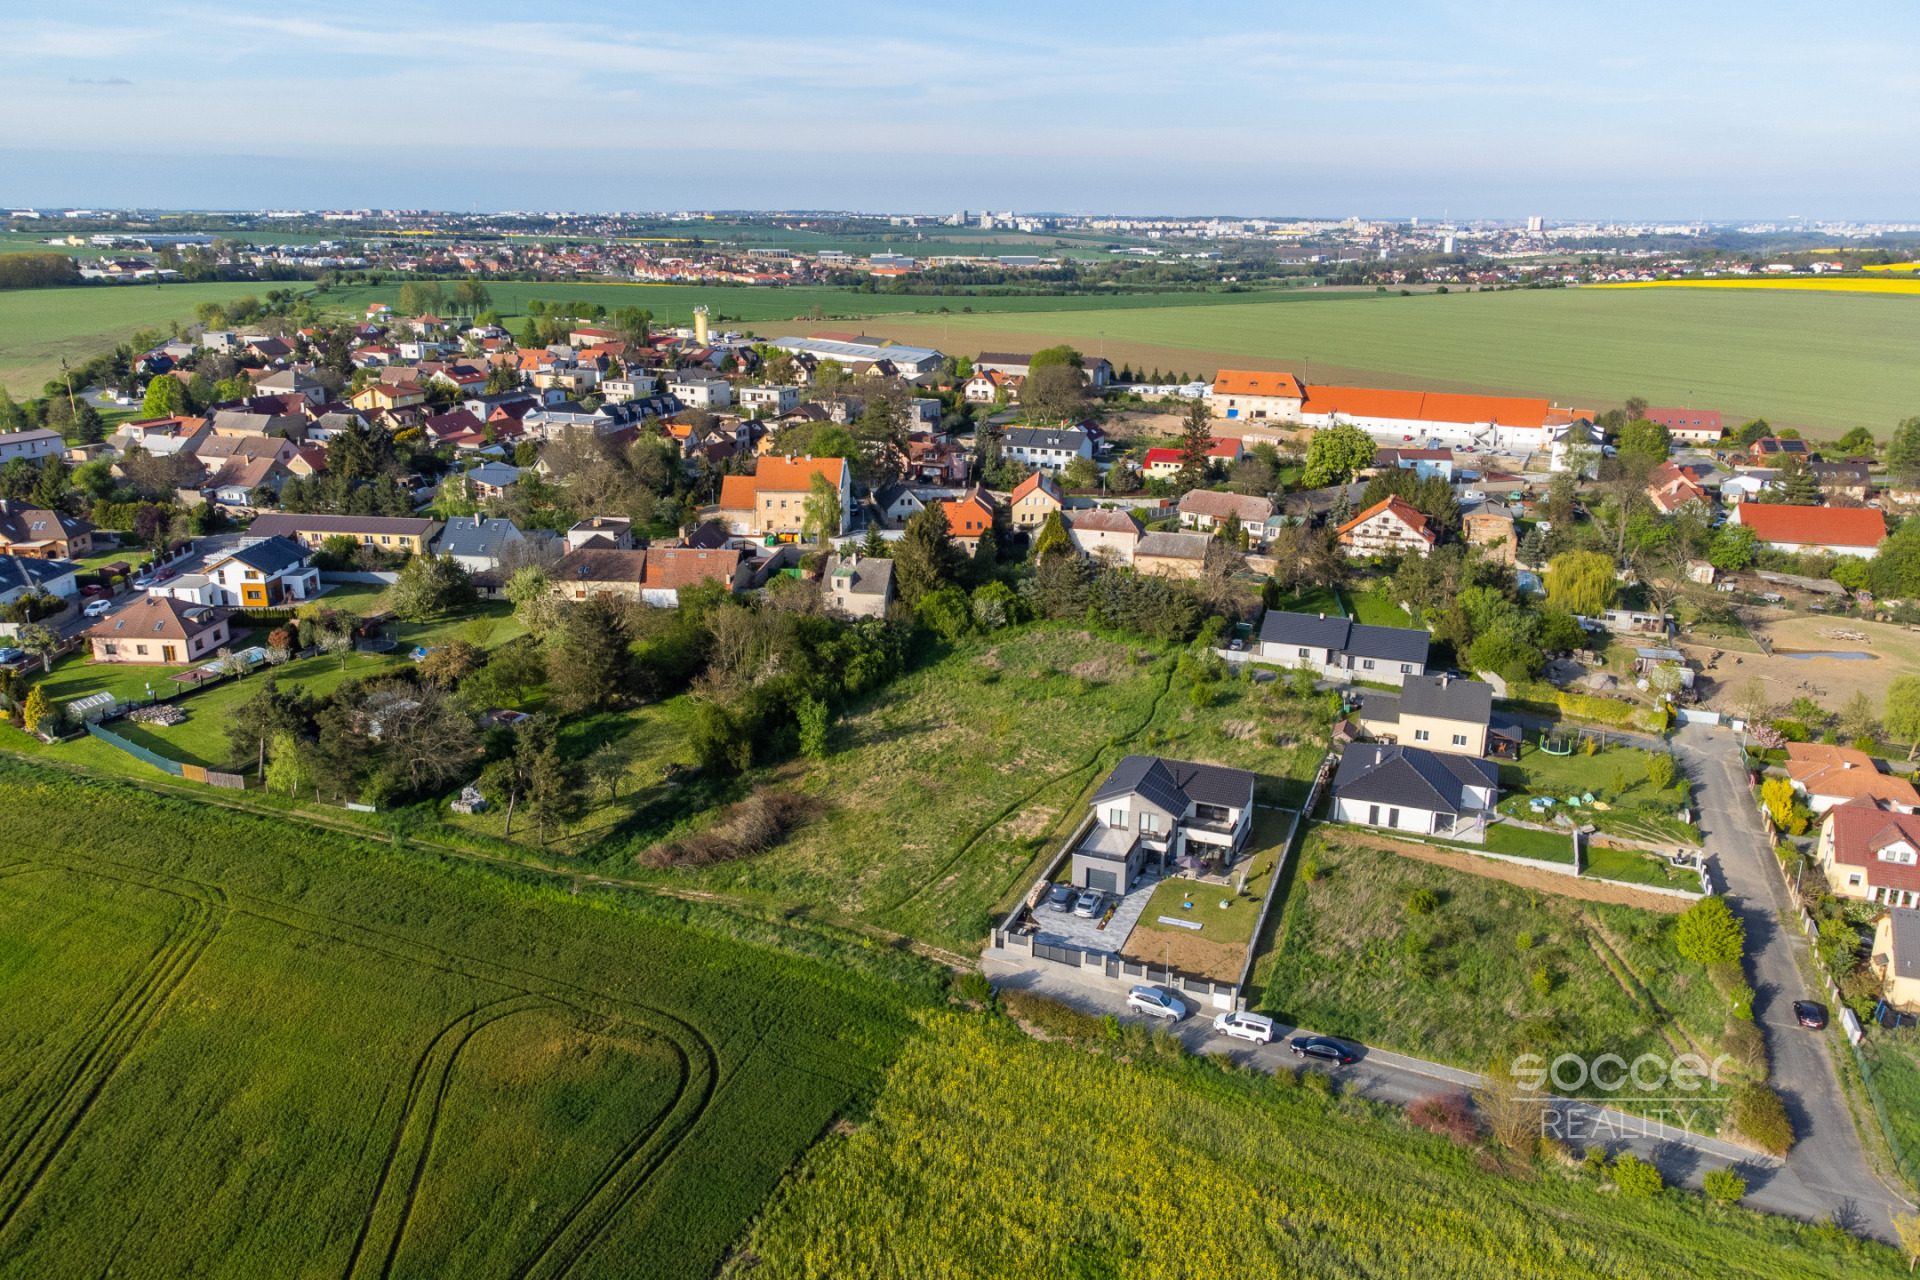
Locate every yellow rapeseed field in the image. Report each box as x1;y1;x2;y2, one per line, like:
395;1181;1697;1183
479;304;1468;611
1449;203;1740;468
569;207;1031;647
1589;278;1920;294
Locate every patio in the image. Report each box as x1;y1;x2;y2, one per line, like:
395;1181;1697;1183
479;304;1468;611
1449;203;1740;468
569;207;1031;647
1029;870;1168;957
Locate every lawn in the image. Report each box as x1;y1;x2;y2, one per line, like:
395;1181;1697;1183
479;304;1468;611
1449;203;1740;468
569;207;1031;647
852;286;1920;432
1265;584;1344;618
0;282;279;400
0;759;942;1279
1253;831;1743;1110
727;1013;1895;1278
1124;807;1297;962
1582;841;1706;892
1342;586;1419;629
1858;1031;1920;1189
1432;820;1574;863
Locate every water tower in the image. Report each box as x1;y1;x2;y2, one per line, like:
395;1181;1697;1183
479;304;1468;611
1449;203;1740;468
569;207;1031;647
693;305;709;346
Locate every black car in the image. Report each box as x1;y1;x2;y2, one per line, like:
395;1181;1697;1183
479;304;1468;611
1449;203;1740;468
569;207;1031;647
1289;1035;1358;1065
1794;1000;1828;1030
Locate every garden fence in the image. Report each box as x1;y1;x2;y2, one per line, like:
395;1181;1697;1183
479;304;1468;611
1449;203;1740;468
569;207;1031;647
84;722;245;790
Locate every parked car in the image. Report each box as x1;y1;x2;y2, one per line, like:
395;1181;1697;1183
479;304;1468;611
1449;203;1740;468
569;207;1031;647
1045;883;1076;913
0;647;23;664
1760;592;1784;603
131;576;154;589
1229;639;1243;651
1288;1035;1357;1064
79;583;107;598
1073;889;1104;919
83;598;115;618
1794;1000;1828;1029
1213;1011;1275;1044
1127;985;1186;1021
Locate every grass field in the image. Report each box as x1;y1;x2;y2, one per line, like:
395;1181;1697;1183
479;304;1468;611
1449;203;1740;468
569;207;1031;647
0;759;942;1279
1858;1031;1920;1186
1342;587;1418;628
728;1012;1893;1278
0;282;275;399
852;286;1920;433
1254;833;1740;1107
1582;842;1706;892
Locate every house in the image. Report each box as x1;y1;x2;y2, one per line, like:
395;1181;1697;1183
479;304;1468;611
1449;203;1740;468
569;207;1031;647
1211;370;1306;421
1720;470;1777;504
566;515;636;551
1065;508;1144;565
667;372;733;411
736;385;799;416
208;409;307;441
1357;674;1518;759
732;455;854;539
1257;610;1430;685
245;513;440;554
1374;447;1454;481
1460;501;1517;565
253;369;327;406
0;428;65;465
600;376;659;404
1646;464;1712;515
435;516;546;573
1002;427;1093;473
638;546;745;606
1815;803;1920;907
1176;489;1273;538
200;536;320;607
1009;472;1064;530
907;437;969;485
351;382;428;413
205;457;291;508
1646;408;1722;444
1337;497;1437;558
1075;755;1257;893
0;555;79;605
964;370;1018;403
941;487;998;551
716;475;761;535
1750;436;1811;462
548;546;741;605
1728;504;1887;558
84;595;230;665
1330;743;1500;836
195;432;300;469
0;501;97;560
463;462;521;501
1872;908;1920;1010
1787;743;1920;813
1298;384;1555;451
825;552;895;618
1132;530;1212;579
1809;461;1873;501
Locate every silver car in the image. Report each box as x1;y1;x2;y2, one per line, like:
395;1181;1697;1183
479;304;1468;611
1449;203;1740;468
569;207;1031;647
1127;985;1186;1020
1213;1011;1275;1044
1073;890;1104;919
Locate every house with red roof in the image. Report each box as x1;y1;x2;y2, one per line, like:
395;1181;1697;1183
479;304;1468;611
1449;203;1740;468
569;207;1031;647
941;486;998;551
1788;743;1920;814
1337;497;1437;559
1300;385;1554;450
715;455;852;539
1728;503;1887;558
1646;460;1712;515
1009;472;1064;531
1816;801;1920;908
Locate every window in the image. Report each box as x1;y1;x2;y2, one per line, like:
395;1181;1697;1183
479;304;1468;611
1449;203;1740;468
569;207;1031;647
1413;729;1430;742
1109;807;1127;827
1368;805;1380;825
136;644;147;655
1401;663;1413;673
1298;647;1310;658
1362;659;1375;670
1849;872;1864;886
1452;734;1467;747
1139;812;1158;833
1388;808;1401;829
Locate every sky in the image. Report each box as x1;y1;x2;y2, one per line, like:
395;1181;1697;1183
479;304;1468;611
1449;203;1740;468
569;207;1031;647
6;1;1919;220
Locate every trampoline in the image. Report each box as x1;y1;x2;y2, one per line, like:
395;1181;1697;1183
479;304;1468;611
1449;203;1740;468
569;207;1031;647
1540;730;1575;756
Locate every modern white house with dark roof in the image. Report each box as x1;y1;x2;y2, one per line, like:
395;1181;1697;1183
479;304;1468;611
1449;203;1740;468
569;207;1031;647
1074;755;1257;893
1257;610;1429;685
1331;743;1499;838
1002;426;1093;472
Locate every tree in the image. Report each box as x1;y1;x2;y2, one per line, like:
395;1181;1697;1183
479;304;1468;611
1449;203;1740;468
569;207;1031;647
1615;417;1671;461
1839;690;1877;743
1175;397;1214;485
1836;426;1877;455
797;695;831;761
1734;417;1772;449
264;729;313;800
1030;509;1072;561
584;738;635;802
15;623;59;675
1302;422;1374;488
802;470;842;546
1675;896;1745;965
364;684;477;793
547;596;634;712
19;684;51;736
1760;776;1800;832
1885;677;1920;760
1062;454;1100;491
1543;551;1616;617
419;639;483;687
1702;1166;1747;1207
140;375;185;419
1024;363;1086;420
1891;417;1920;480
1646;753;1675;791
1763;452;1818;505
1892;1210;1920;1273
1709;522;1759;571
893;501;959;606
1471;1055;1544;1157
388;554;476;621
1609;1152;1664;1197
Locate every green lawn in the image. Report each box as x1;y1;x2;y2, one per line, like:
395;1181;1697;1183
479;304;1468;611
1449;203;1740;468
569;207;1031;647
0;758;939;1280
1342;587;1418;628
1125;808;1296;955
1466;821;1575;863
1582;842;1705;892
1858;1031;1920;1189
0;282;281;400
1254;832;1743;1108
1265;584;1344;618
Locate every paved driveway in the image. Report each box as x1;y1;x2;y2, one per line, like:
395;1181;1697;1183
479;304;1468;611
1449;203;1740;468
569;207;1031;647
1031;871;1165;955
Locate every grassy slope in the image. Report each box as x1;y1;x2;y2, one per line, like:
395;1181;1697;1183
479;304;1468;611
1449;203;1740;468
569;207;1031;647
0;760;937;1280
729;1014;1897;1279
860;287;1920;432
0;282;276;397
1254;834;1739;1106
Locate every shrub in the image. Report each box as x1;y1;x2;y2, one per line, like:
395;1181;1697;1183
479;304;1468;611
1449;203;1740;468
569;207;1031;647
1729;1082;1793;1155
1406;1094;1479;1146
1675;897;1745;965
1772;719;1810;742
1516;932;1535;951
1702;1166;1747;1205
1531;967;1554;996
1646;753;1675;791
1190;681;1216;709
1300;1066;1334;1096
1610;1152;1664;1197
637;788;825;869
1406;888;1438;916
1720;1020;1768;1077
955;972;993;1005
1001;989;1106;1041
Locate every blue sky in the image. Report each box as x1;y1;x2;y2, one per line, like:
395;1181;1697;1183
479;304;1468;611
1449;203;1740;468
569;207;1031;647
6;1;1917;219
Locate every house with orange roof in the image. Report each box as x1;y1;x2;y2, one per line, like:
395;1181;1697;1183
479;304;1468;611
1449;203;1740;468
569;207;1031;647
941;487;998;551
1143;439;1244;479
1009;472;1064;530
717;455;853;539
1787;744;1920;814
351;381;427;413
1728;503;1887;558
1299;384;1554;450
1646;461;1712;515
1337;497;1437;559
1211;370;1306;422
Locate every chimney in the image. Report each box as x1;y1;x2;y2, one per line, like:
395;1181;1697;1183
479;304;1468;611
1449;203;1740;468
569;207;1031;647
1318;612;1325;620
1844;761;1853;769
1441;674;1450;687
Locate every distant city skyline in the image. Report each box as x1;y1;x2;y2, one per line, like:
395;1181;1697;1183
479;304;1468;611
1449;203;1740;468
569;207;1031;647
7;0;1917;219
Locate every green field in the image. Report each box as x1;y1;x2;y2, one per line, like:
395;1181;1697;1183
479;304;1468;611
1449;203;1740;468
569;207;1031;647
855;286;1920;433
729;1012;1892;1278
0;281;275;399
0;760;938;1279
1253;833;1741;1107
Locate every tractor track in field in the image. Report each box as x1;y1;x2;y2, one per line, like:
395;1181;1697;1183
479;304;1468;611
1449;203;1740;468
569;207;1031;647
0;860;229;1240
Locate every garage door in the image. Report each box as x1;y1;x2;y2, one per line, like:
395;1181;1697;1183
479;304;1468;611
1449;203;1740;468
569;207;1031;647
1085;869;1118;894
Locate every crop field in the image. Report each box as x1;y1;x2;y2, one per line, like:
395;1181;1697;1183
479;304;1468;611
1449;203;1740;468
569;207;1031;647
853;286;1920;433
1252;833;1742;1106
728;1013;1894;1278
0;760;937;1279
0;282;274;398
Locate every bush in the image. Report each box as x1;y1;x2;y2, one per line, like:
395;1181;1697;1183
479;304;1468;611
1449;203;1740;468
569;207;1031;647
1405;1094;1479;1146
637;788;825;869
1675;897;1745;965
1702;1166;1747;1205
1720;1020;1768;1077
955;972;993;1005
1531;967;1554;996
1516;931;1535;951
1190;681;1216;709
1001;990;1106;1041
1610;1152;1664;1197
1729;1083;1793;1155
1406;888;1438;916
1772;719;1810;742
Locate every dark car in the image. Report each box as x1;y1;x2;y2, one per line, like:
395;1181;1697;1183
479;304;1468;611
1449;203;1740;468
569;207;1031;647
1045;883;1076;913
1289;1036;1357;1065
1794;1000;1828;1029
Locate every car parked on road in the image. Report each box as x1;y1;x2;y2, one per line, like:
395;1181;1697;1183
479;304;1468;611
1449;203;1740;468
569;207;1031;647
1213;1011;1275;1044
0;647;23;665
1045;883;1076;913
1073;889;1104;919
82;598;115;618
1289;1035;1357;1064
1794;1000;1828;1029
1127;985;1186;1021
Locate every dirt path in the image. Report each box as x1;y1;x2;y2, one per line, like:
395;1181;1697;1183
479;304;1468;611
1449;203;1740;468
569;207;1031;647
1326;830;1689;913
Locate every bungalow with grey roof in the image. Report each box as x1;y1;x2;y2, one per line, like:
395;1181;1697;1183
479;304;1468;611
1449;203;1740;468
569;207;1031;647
1257;609;1429;685
1331;743;1498;837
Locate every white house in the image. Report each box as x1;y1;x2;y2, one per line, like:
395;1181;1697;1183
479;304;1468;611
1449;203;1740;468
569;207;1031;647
1257;610;1430;685
736;385;800;416
1331;743;1499;837
1002;426;1092;472
1729;504;1887;559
